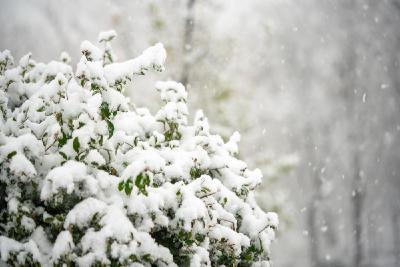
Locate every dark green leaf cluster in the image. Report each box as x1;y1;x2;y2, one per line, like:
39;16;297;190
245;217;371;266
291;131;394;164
118;172;151;196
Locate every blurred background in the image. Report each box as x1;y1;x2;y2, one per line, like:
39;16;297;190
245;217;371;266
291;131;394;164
1;0;400;266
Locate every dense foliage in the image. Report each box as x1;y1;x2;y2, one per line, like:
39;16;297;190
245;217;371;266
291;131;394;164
0;31;277;266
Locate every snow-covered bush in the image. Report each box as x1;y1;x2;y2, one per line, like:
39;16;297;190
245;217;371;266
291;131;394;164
0;31;278;266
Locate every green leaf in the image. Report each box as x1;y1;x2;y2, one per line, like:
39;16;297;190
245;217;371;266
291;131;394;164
43;216;54;224
90;83;101;94
100;102;110;120
135;172;149;196
59;151;67;160
144;174;150;186
55;113;63;124
106;120;114;138
99;135;104;146
190;167;203;179
142;254;151;263
118;174;150;196
195;233;205;243
58;131;68;147
45;75;55;83
36;106;45;112
79;151;88;161
7;151;17;159
129;255;139;262
124;179;133;195
118;181;124;191
73;137;80;153
221;197;228;207
201;187;210;194
178;230;194;245
135;173;142;186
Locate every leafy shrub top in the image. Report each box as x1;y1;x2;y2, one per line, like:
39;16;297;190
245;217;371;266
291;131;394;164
0;31;277;267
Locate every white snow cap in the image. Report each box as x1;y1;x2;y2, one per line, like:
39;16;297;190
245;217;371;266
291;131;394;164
98;30;117;42
104;43;166;85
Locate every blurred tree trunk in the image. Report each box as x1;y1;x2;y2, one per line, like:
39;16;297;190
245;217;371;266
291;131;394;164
352;154;364;267
393;212;400;266
338;2;365;264
390;3;400;264
305;127;321;267
340;2;367;264
180;0;196;86
308;174;321;267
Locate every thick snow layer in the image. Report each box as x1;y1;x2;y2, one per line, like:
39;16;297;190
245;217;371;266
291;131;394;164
9;154;37;178
40;161;91;201
104;43;166;85
80;41;103;61
98;30;117;43
52;231;74;263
